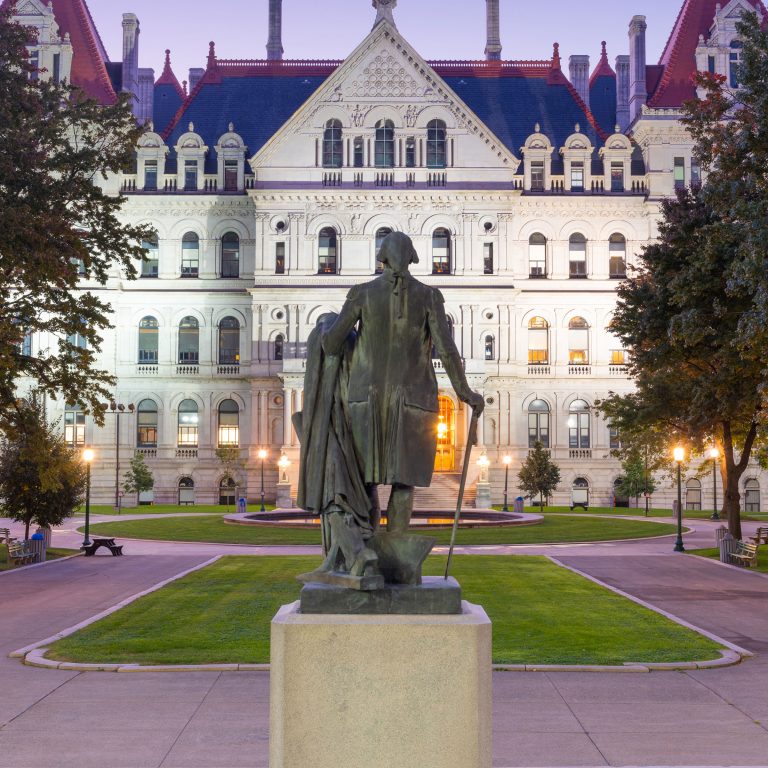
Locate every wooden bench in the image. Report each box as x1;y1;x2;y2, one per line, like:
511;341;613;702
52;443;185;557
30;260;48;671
7;540;35;567
731;540;759;568
82;538;123;557
750;527;768;546
0;528;14;544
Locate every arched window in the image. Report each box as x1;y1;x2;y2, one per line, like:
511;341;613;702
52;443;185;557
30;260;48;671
141;235;159;278
178;477;195;506
685;478;702;510
568;400;590;449
67;331;87;350
572;477;589;508
137;399;158;448
745;479;761;513
219;477;237;505
64;404;85;446
318;227;337;274
528;317;549;365
432;228;451;274
484;335;495;361
568;317;590;365
218;399;240;447
528;399;550;448
426;119;447;168
218;317;240;366
569;233;587;278
181;232;199;278
138;316;158;363
177;399;199;447
374;119;395;168
178;316;199;364
375;227;392;273
529;234;546;278
274;334;284;361
221;232;240;278
609;233;627;279
730;40;743;88
322;119;343;168
614;478;629;508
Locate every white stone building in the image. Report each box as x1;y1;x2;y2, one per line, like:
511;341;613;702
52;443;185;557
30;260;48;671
6;0;766;514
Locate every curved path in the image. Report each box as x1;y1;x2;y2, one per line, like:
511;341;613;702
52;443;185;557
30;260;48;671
2;513;768;767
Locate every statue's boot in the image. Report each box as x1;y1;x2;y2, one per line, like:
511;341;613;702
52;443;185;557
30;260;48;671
386;484;415;534
350;547;379;578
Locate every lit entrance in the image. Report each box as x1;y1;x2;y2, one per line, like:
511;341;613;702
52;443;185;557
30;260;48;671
435;395;455;472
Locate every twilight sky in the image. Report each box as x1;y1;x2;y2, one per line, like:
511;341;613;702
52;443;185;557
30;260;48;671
90;0;683;84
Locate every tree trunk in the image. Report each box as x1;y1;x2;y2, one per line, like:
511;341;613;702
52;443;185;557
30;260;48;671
24;516;31;541
721;420;758;541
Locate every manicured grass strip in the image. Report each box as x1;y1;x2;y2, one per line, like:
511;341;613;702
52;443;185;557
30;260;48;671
47;555;723;666
74;504;275;516
83;514;679;547
496;505;753;520
689;547;768;574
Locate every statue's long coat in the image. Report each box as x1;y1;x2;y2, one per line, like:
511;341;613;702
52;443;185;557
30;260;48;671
323;271;469;488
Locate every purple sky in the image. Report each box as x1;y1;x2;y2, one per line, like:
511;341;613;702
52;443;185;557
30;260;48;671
91;0;682;84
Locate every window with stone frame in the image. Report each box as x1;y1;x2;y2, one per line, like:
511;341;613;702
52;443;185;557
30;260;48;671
181;232;199;278
571;161;585;192
568;317;590;365
528;400;550;448
528;317;549;364
375;227;392;273
426;120;447;168
609;233;627;279
144;160;158;191
674;157;685;190
141;236;159;278
569;233;587;278
275;242;286;274
137;399;158;448
322;119;343;168
529;234;547;278
218;317;240;365
431;228;451;274
178;317;199;363
568;400;590;449
530;161;545;191
184;159;198;191
610;162;624;192
374;120;395;168
483;243;494;275
138;317;158;363
224;160;238;191
64;404;86;447
318;228;338;274
218;400;240;447
221;232;240;278
177;400;199;447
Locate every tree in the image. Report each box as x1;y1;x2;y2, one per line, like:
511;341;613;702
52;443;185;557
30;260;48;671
0;396;86;539
122;451;154;504
0;11;153;424
215;447;245;511
517;442;560;512
615;452;657;508
597;184;763;539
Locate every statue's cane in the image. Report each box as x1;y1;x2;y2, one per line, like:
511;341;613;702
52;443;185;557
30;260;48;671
444;404;480;579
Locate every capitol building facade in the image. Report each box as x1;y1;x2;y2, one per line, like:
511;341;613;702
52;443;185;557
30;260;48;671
9;0;766;512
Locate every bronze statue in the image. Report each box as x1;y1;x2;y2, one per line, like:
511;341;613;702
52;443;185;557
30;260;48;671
295;232;483;589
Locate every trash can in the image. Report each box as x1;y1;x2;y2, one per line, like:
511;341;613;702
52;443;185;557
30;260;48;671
27;532;46;564
719;532;737;565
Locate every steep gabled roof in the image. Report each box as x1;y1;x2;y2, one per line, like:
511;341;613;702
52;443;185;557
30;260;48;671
153;49;185;133
589;42;617;135
649;0;767;107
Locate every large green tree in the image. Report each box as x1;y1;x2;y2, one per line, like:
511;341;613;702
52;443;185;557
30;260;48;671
517;442;560;512
122;451;154;505
0;10;152;423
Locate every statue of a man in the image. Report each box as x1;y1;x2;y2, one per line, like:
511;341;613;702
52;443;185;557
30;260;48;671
322;231;484;535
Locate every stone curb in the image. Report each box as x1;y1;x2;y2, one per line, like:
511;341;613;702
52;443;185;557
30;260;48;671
9;555;221;659
0;552;82;577
691;552;768;582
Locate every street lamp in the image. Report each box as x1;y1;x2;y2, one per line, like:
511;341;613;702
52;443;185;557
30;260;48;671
477;452;490;483
278;453;290;483
673;446;685;552
709;447;721;521
81;448;95;549
104;401;134;513
258;448;268;512
502;454;512;512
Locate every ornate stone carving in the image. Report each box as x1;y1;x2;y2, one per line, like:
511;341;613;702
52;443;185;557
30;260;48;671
349;50;424;99
403;104;419;127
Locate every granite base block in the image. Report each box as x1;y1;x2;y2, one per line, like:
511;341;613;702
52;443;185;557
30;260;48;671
299;575;462;614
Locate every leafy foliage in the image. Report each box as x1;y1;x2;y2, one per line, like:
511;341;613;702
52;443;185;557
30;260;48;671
122;451;154;498
517;442;561;512
0;11;153;423
615;452;657;507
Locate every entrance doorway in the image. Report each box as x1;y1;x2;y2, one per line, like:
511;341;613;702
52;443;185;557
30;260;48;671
434;395;455;472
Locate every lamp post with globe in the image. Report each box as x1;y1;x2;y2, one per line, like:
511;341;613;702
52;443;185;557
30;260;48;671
673;446;685;552
502;454;512;512
258;448;268;512
710;447;721;521
81;448;95;549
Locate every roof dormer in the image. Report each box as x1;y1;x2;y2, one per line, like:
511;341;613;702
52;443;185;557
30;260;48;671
599;130;633;193
215;123;248;192
136;125;169;192
174;123;208;192
521;125;553;192
560;124;594;192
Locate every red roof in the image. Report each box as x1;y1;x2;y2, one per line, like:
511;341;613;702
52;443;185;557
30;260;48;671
155;49;185;99
589;41;615;87
649;0;767;107
1;0;116;104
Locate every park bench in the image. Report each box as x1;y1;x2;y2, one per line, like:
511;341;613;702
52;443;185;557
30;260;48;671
750;526;768;546
82;538;123;557
730;540;759;568
7;540;35;567
0;528;13;544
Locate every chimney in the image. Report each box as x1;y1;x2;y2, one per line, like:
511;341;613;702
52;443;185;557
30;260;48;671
615;55;630;131
569;55;590;108
629;15;648;123
267;0;283;61
121;13;140;107
137;68;155;124
188;68;205;92
485;0;502;61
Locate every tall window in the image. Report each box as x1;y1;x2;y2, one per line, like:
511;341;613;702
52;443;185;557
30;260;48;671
181;232;199;278
221;232;240;278
218;399;240;447
274;334;284;361
353;137;364;168
375;227;392;273
275;242;286;274
685;479;702;510
220;477;237;505
568;400;590;449
691;157;701;186
568;317;589;365
529;234;546;278
432;228;451;274
483;243;494;275
138;316;159;363
184;159;198;191
609;233;627;279
610;348;627;366
569;233;587;278
137;399;158;447
609;425;621;450
610;162;624;192
745;479;761;513
484;335;495;361
730;40;743;88
571;161;584;191
21;330;33;357
528;317;549;364
528;400;550;448
179;477;195;505
144;160;158;191
224;160;238;191
323;119;343;168
64;404;85;446
530;161;544;191
318;228;338;274
218;317;240;366
405;137;416;168
426;120;447;168
177;400;199;447
374;120;395;168
141;236;159;278
674;157;685;190
178;316;199;363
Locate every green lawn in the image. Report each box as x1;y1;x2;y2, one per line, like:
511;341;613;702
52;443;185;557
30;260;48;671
498;504;759;520
83;514;680;547
47;555;723;666
74;504;274;516
0;547;78;572
690;547;768;573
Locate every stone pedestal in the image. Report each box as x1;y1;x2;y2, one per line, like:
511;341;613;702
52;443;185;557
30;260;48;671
275;481;293;509
475;480;492;509
270;600;492;768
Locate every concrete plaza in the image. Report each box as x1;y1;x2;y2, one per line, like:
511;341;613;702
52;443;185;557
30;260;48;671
1;517;768;767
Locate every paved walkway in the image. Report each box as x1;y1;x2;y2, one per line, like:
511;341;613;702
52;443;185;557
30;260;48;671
2;517;768;766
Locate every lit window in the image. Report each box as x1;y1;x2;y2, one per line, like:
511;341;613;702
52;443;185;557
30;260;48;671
221;232;239;278
528;317;549;364
568;317;589;364
432;228;451;274
177;400;199;447
64;404;85;446
138;316;159;363
569;234;587;279
674;157;685;190
374;120;395;168
181;232;199;278
609;233;627;279
529;234;546;278
218;399;240;447
318;228;338;274
610;349;626;366
137;399;158;448
568;400;590;449
218;317;240;365
323;120;343;168
178;316;199;363
275;242;286;274
426;120;447;169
